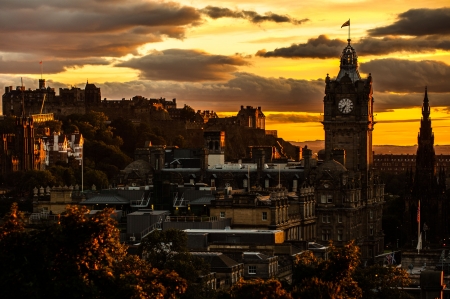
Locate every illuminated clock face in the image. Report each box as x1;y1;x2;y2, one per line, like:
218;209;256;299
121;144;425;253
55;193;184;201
338;98;353;114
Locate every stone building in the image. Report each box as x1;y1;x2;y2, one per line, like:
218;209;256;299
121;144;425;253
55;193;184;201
210;187;315;242
404;89;447;244
236;106;265;129
373;153;450;175
315;38;385;259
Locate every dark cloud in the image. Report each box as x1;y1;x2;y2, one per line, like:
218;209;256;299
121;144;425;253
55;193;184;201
256;35;450;58
116;49;250;82
374;92;450;112
0;1;202;60
200;6;308;25
360;59;450;93
94;72;325;112
2;70;448;114
368;7;450;36
0;58;109;74
256;35;345;59
266;113;322;123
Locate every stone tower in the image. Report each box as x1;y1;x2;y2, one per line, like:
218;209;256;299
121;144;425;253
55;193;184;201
322;38;374;176
314;38;384;260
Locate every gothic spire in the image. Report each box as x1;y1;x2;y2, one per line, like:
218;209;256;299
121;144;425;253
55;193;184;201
422;86;430;119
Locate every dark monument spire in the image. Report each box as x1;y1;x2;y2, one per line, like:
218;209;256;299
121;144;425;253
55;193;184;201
406;87;447;243
413;87;436;195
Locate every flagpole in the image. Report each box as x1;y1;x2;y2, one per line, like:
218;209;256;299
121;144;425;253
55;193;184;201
418;200;420;253
348;19;350;40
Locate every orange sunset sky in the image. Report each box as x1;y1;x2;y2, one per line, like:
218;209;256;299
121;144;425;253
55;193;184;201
1;0;449;146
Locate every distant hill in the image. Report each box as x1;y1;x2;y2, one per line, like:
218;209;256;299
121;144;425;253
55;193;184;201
290;140;450;155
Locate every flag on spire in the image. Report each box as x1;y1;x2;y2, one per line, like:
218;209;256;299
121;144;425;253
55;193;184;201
341;19;350;28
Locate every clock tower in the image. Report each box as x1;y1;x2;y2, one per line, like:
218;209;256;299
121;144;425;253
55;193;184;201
322;39;374;175
313;38;384;260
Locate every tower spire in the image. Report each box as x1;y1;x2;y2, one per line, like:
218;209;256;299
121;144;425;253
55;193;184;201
422;86;430;120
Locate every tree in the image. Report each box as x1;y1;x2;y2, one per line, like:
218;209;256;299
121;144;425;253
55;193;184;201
354;265;413;299
291;241;362;299
179;105;196;122
140;229;214;299
230;278;292;299
0;205;188;299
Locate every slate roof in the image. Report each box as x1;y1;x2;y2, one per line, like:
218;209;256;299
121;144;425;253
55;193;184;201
81;193;129;205
81;189;148;205
191;252;242;269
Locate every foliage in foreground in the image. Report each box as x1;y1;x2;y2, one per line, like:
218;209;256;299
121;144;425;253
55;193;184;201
0;204;187;299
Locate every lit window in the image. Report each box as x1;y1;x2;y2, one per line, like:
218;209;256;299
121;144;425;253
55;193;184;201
248;265;256;274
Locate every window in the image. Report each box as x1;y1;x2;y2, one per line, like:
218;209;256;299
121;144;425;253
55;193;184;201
321;194;332;203
322;229;330;241
370;210;373;219
262;212;267;221
322;214;330;223
220;212;225;218
338;213;342;223
370;225;374;236
243;179;248;188
338;229;343;241
248;265;256;274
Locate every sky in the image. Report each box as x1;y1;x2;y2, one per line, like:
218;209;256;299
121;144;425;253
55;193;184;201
1;0;450;145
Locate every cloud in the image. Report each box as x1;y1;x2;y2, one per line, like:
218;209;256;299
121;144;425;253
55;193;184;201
256;35;450;58
373;92;450;112
1;70;448;114
0;58;109;74
266;113;322;123
0;0;202;60
92;72;326;112
368;7;450;36
256;35;345;59
117;49;250;82
200;6;308;25
360;59;450;93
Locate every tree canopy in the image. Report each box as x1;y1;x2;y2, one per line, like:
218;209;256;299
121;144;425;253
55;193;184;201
0;204;187;299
